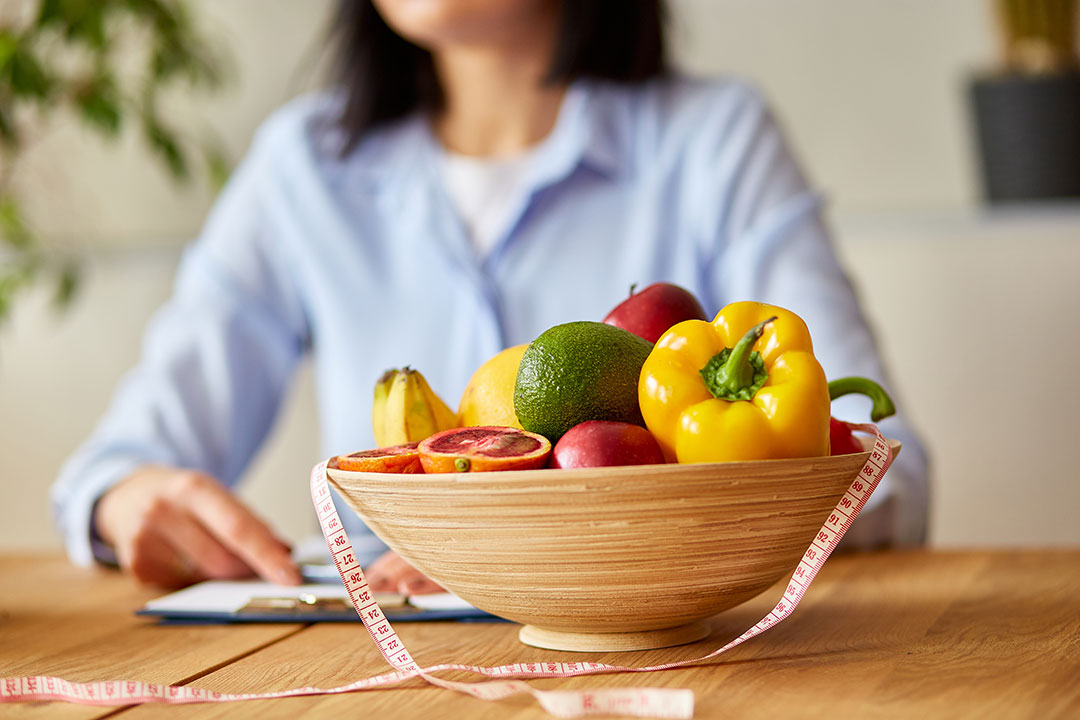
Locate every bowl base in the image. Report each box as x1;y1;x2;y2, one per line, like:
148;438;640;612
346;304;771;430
518;620;711;652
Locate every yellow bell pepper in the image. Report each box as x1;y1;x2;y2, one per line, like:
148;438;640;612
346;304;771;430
638;301;830;463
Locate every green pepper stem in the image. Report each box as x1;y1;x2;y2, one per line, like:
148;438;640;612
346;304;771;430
718;317;775;391
828;376;896;422
699;317;775;401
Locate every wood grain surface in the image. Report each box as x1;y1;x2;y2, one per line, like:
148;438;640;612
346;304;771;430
1;551;1078;719
0;554;304;720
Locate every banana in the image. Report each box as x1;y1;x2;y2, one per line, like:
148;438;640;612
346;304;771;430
382;370;415;446
372;367;458;447
370;368;397;447
412;369;459;433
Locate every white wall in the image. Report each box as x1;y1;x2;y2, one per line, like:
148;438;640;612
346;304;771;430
836;209;1080;546
12;0;998;248
3;0;1078;552
670;0;995;216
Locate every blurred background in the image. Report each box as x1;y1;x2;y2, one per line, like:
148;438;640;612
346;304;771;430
2;0;1078;552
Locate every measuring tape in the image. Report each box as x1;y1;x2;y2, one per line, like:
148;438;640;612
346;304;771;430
1;423;892;718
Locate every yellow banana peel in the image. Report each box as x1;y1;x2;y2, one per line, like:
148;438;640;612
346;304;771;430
372;367;458;447
370;369;395;448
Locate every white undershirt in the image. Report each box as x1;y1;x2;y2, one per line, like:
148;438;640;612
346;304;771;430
440;150;535;258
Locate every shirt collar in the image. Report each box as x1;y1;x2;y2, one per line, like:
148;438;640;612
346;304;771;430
522;79;625;183
344;79;627;197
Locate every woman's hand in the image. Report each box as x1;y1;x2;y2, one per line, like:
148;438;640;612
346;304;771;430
365;550;443;595
95;465;302;589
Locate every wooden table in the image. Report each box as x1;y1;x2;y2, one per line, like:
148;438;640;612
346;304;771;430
1;551;1078;719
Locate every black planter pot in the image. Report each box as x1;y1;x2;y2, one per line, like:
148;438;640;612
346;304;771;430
970;71;1080;203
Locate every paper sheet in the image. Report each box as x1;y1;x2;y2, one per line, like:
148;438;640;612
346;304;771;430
143;579;474;615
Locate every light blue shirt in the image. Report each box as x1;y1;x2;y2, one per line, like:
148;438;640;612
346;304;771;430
53;76;930;567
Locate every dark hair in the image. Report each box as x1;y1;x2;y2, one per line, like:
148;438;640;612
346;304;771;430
328;0;667;154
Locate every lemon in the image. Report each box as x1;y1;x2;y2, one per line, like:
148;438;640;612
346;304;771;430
457;344;528;428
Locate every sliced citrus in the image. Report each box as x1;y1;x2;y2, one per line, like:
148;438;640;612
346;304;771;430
330;442;423;473
418;426;551;473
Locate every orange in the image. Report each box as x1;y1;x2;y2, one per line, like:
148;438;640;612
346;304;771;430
457;344;528;429
330;442;423;473
418;426;551;473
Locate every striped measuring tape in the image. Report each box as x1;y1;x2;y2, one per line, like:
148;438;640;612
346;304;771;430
1;423;893;718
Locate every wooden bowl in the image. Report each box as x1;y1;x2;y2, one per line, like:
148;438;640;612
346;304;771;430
326;439;898;652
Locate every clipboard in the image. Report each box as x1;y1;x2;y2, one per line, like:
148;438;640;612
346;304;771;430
136;579;500;624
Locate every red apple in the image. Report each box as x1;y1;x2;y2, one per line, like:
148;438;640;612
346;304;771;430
550;420;666;469
602;282;709;343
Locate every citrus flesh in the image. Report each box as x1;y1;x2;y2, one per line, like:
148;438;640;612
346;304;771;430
418;426;551;473
330;442;422;473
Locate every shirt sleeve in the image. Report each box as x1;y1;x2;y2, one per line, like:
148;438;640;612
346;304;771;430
50;129;310;567
702;84;930;547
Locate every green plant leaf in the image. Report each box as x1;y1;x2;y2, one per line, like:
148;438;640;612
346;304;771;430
10;44;52;100
0;272;14;322
141;1;221;89
0;102;16;146
0;197;34;250
0;30;17;69
142;112;189;180
0;256;40;324
75;74;123;137
201;139;230;192
34;0;67;28
2;0;230;324
70;3;109;49
36;0;109;48
151;39;185;83
53;260;80;309
135;0;181;32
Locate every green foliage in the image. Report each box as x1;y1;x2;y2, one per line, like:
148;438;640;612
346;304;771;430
74;73;123;136
0;0;229;324
0;197;32;250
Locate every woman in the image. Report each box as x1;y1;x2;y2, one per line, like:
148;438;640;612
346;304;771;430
52;0;929;592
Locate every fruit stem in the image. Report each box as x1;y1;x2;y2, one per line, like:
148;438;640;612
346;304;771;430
699;317;775;402
828;377;896;422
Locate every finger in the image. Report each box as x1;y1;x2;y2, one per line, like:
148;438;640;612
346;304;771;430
396;568;444;595
364;551;407;592
171;474;301;585
121;525;197;589
366;551;443;595
152;501;253;580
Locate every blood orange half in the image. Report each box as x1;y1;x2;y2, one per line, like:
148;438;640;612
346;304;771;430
330;442;423;473
418;426;551;473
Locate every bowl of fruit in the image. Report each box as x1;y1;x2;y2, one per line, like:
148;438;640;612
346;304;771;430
325;287;899;652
